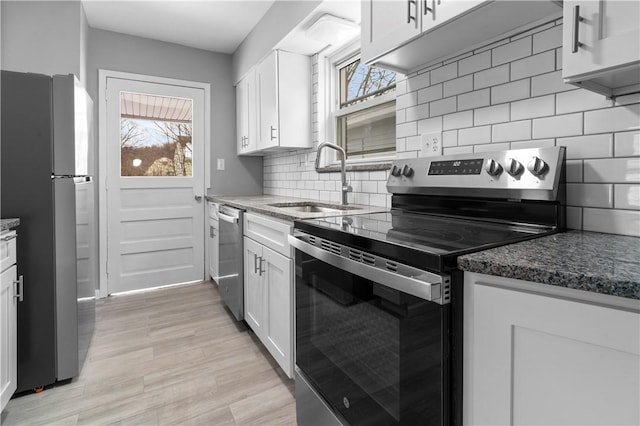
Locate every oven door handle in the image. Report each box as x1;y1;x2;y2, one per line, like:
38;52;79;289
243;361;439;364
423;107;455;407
288;235;446;304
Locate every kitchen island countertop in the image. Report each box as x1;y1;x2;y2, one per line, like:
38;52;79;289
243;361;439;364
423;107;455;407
206;194;385;221
1;218;20;231
458;230;640;300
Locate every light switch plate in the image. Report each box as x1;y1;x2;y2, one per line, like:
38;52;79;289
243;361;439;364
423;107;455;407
217;158;225;171
421;132;442;157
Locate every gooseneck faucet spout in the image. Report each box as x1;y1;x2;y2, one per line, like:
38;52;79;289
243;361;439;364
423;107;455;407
315;142;352;205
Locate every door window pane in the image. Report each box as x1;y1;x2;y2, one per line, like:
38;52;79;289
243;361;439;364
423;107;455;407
120;92;193;177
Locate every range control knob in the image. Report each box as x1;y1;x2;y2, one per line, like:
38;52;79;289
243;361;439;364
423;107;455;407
391;164;402;177
401;164;414;177
485;159;503;176
505;158;524;177
527;156;549;177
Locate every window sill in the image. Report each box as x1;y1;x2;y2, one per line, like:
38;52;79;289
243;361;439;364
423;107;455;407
316;161;393;173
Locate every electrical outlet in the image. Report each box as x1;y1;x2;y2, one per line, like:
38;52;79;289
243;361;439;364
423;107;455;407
217;158;225;171
421;132;442;157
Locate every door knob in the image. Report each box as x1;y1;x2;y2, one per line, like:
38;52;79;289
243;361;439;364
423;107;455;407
195;195;203;201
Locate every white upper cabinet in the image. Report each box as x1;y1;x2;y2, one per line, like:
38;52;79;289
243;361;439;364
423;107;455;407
256;50;311;152
562;0;640;98
236;69;257;155
361;0;562;73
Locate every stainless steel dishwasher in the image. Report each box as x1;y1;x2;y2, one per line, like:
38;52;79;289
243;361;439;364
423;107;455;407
216;205;244;321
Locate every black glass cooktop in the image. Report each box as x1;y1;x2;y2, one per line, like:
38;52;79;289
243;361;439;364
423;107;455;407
295;211;553;272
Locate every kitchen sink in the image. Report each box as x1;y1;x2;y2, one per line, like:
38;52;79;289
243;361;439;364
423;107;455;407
267;202;359;214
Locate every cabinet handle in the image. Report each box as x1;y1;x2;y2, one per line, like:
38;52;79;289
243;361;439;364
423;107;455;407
13;275;24;302
1;234;17;242
270;126;277;141
254;254;262;275
259;258;266;276
423;0;433;16
407;0;417;23
571;5;583;53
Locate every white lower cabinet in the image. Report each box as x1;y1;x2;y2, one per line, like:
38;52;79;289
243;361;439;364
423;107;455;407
1;231;19;412
243;212;293;378
463;272;640;426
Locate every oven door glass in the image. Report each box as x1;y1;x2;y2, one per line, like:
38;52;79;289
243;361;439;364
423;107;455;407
295;249;448;426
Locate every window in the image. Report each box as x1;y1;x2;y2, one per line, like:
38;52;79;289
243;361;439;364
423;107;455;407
119;92;193;177
333;55;396;161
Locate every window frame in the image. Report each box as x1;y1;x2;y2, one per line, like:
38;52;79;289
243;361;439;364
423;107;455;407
320;42;398;168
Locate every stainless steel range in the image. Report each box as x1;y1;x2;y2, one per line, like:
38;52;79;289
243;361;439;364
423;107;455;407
289;147;566;426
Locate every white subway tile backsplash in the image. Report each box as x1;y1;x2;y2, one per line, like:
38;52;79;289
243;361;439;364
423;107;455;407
443;146;473;155
406;103;430;122
566;183;613;208
474;142;510;152
583;208;640;237
531;70;574;96
397;121;418;138
532;113;582;139
430;96;457;117
533;24;563;54
418;84;443;104
474;64;509;89
362;180;378;193
557;134;613;159
407;72;431;92
615;93;640;106
511;95;555;120
444;75;473;97
566;206;582;230
431;62;457;84
474;104;510;126
397;92;418;110
584;104;640;134
418;117;443;134
443;130;458;147
443;111;473;130
492;120;531;142
459;51;491;75
491;79;531;104
556;89;612;115
565;160;583;183
510;50;555;80
556;47;562;70
615;131;640;157
510;139;555;150
584;158;640;183
370;171;388;180
459;126;491;146
397;109;406;124
614;184;640;210
458;89;490;111
493;36;532;66
406;135;422;151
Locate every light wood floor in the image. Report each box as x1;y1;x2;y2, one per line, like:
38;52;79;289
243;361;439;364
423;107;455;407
1;281;297;425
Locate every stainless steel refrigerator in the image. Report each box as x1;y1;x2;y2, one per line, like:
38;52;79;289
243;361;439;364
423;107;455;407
1;70;96;393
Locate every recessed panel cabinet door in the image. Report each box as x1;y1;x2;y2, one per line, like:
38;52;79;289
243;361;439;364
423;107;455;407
262;246;292;377
361;0;421;64
243;237;264;335
563;0;640;81
0;265;18;411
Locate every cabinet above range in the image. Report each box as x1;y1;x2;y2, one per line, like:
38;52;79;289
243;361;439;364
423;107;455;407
236;50;311;156
361;0;563;74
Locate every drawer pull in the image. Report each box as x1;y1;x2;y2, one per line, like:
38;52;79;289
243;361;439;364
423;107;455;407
1;234;17;242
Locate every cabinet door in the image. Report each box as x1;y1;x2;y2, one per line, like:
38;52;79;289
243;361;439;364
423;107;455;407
563;0;640;80
236;69;257;155
468;280;640;425
361;0;421;64
208;218;219;280
261;246;293;378
257;51;278;150
0;265;18;411
243;237;264;336
420;0;486;33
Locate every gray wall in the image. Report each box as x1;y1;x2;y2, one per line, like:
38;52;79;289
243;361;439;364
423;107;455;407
87;28;263;195
1;1;86;85
232;0;320;83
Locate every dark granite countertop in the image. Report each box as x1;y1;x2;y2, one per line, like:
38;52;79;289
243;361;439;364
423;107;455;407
205;194;385;222
458;230;640;300
1;218;20;231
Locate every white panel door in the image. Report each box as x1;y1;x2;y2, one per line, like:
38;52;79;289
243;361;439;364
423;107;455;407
106;77;205;294
0;265;17;411
243;237;264;335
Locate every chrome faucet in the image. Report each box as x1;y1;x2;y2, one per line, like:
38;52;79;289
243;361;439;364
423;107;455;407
315;142;352;205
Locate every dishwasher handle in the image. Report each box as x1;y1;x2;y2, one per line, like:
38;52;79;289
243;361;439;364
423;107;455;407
217;211;239;224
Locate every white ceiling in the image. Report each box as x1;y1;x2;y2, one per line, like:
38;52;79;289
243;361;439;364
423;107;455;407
82;0;276;54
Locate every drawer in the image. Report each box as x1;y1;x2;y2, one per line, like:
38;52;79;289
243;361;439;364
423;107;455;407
208;202;220;219
244;212;292;258
0;231;17;273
